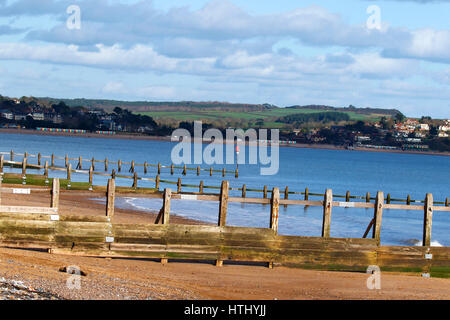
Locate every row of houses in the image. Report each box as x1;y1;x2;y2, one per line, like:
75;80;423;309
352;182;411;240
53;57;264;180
0;110;63;124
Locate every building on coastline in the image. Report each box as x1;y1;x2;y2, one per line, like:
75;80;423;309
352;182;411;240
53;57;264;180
30;112;45;121
0;110;13;120
44;113;63;124
14;113;27;121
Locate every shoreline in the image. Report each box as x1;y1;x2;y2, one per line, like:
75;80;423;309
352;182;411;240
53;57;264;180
0;187;449;300
1;128;450;157
1;185;207;226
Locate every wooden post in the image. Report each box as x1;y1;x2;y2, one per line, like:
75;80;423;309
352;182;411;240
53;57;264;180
222;168;225;177
242;184;246;198
446;197;449;207
162;189;171;225
197;166;200;176
218;181;229;227
283;186;289;208
78;156;82;170
177;178;182;193
118;160;122;172
183;165;187;176
106;179;115;218
105;158;108;172
130;161;135;173
235;169;239;178
346;191;350;202
373;191;384;245
22;157;27;176
210;167;213;176
133;172;138;188
144;161;148;174
67;163;72;181
44;161;49;177
91;157;95;171
0;154;3;173
270;188;280;233
51;154;55;167
366;192;370;203
51;178;60;208
111;169;116;179
407;194;411;206
305;187;309;201
322;189;333;238
10;150;13;161
89;166;93;185
216;180;229;267
38;153;41;166
170;164;174;175
387;193;391;204
263;185;268;199
65;155;68;168
423;193;433;247
156;175;160;190
158;163;161;175
199;180;204;194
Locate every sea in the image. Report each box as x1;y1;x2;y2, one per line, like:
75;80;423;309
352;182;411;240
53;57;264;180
1;132;449;246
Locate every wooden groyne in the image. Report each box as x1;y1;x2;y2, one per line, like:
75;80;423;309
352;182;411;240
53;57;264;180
0;177;449;276
1;150;239;178
1;151;449;206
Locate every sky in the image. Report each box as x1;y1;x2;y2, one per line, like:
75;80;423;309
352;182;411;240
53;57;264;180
0;0;450;118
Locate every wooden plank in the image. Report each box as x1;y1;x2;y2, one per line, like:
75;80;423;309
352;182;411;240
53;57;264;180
218;181;229;227
322;189;333;238
384;204;424;210
59;215;110;223
333;201;374;209
270;188;280;233
423;193;433;247
67;163;72;181
281;199;323;206
0;206;58;214
373;191;384;245
433;206;450;212
51;178;60;209
229;197;270;204
0;212;54;221
162;189;171;225
106;179;115;218
362;219;375;239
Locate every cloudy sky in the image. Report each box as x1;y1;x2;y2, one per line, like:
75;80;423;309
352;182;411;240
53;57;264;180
0;0;450;117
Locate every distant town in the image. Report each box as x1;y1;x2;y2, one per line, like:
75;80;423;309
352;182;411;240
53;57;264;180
0;95;449;152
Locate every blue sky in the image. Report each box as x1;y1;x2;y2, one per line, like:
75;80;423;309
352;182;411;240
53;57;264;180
1;0;450;118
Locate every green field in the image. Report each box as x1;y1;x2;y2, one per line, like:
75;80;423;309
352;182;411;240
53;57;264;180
137;108;385;128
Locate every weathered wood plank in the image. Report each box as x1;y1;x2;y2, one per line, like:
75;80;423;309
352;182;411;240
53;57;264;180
322;189;333;238
423;194;433;247
0;206;58;214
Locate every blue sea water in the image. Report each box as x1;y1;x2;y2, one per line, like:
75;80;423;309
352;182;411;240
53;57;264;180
1;132;449;246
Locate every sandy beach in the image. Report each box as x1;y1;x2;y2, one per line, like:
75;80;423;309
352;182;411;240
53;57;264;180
0;187;449;300
1;128;449;157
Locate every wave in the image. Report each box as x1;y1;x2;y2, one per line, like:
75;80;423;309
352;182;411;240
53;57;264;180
412;240;443;247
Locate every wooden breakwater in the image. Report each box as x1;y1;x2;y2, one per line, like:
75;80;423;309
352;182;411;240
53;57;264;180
2;151;449;206
0;178;449;276
1;150;239;178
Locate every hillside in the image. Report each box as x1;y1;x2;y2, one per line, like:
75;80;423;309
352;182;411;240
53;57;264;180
25;96;400;128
